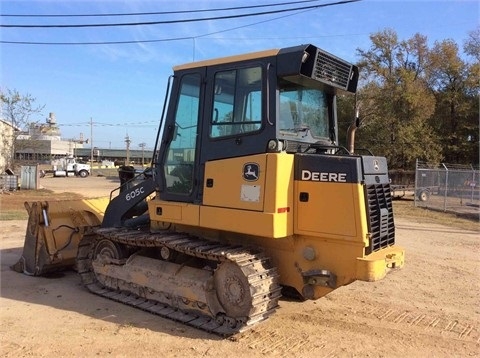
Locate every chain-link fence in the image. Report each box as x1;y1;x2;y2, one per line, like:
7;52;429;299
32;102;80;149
415;160;480;216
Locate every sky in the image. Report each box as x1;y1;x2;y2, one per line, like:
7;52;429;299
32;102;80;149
1;0;478;150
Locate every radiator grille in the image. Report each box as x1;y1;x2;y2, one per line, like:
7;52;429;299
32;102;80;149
365;184;395;254
312;49;353;90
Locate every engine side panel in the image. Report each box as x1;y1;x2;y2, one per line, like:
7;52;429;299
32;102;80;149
203;153;294;238
202;154;267;211
295;181;368;240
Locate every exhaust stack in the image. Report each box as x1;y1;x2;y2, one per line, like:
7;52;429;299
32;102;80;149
347;107;360;154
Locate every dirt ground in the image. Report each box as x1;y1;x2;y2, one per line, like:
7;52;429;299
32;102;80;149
37;173;122;199
1;176;479;357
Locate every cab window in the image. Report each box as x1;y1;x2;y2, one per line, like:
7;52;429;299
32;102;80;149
164;73;201;194
211;66;262;138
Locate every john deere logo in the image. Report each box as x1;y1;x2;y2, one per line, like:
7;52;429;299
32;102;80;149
243;163;259;181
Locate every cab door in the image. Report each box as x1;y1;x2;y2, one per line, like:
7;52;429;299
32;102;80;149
199;59;277;165
159;69;204;203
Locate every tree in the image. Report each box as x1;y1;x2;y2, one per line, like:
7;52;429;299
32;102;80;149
426;36;479;164
462;27;480;164
0;88;45;168
355;29;442;169
350;28;479;168
464;27;480;62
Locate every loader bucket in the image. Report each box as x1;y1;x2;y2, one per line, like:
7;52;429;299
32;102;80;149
11;198;110;276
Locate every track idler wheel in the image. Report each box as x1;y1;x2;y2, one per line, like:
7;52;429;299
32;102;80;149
91;238;129;288
93;239;127;264
214;261;252;319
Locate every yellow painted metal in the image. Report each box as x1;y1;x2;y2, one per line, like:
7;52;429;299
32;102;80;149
12;197;110;275
295;181;369;242
198;153;294;238
356;245;405;281
263;153;294;219
173;49;280;71
203;154;267;211
200;206;290;238
148;200;200;226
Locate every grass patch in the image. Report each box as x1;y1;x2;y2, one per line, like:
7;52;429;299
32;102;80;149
0;189;84;221
393;199;479;232
0;210;28;220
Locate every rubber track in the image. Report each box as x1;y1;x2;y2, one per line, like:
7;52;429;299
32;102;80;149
76;228;282;336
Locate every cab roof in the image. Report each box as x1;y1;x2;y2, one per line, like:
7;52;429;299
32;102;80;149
173;48;280;71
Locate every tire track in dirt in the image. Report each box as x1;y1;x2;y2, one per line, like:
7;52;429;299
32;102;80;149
234;328;313;355
365;306;479;343
236;301;480;357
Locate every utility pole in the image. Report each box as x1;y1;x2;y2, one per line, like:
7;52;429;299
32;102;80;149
125;135;131;166
69;133;88;157
138;142;146;167
90;117;94;173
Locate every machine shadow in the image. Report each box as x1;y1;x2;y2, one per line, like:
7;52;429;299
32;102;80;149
0;245;223;341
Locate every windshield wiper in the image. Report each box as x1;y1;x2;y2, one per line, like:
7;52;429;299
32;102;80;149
280;125;310;133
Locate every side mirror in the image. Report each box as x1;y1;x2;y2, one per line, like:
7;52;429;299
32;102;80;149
168;124;179;142
173;125;178;141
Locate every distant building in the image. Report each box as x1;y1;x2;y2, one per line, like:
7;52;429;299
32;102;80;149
13;112;153;167
15;112;86;163
74;148;154;166
0;118;19;172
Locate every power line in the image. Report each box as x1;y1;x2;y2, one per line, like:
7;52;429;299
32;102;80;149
1;36;193;46
1;1;361;46
58;120;159;127
194;6;320;40
1;8;309;46
1;0;360;28
1;0;321;17
2;7;316;46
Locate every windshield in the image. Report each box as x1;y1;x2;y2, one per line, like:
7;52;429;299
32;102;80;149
278;81;330;141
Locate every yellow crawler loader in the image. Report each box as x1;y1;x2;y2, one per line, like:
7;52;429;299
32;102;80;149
13;44;404;335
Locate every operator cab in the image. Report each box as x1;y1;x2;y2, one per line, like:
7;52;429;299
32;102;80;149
156;44;359;203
